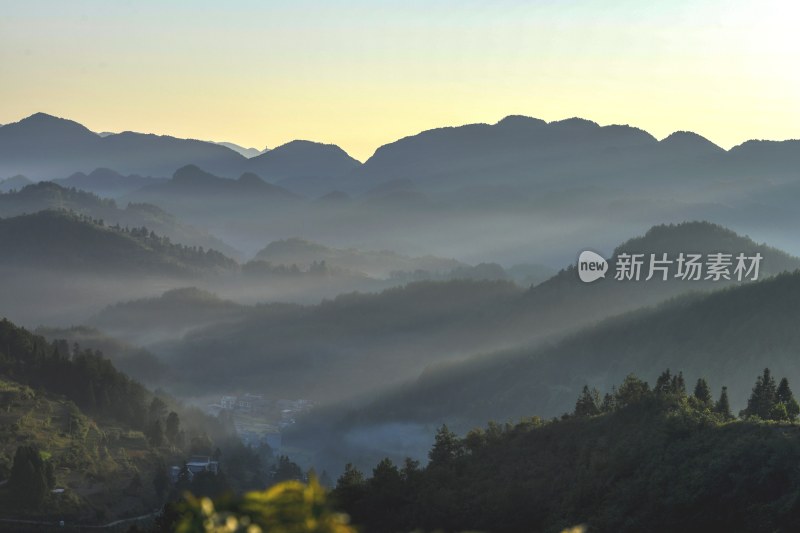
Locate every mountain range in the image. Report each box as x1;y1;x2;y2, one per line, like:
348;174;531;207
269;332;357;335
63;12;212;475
0;113;360;185
131;222;799;404
3;112;799;199
55;167;167;197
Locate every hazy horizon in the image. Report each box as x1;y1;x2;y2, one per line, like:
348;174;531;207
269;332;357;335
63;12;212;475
2;0;798;160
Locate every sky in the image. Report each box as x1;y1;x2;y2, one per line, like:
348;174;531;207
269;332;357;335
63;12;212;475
1;0;798;161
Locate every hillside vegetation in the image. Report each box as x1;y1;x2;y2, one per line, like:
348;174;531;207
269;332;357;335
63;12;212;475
332;370;800;533
0;210;236;276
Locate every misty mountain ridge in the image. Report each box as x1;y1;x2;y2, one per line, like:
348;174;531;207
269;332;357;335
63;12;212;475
0;181;239;257
35;324;169;385
284;224;800;464
0;113;361;186
340;268;800;438
0;209;237;276
254;237;464;278
4;111;798;198
0;174;33;192
148;221;798;404
214;141;269;158
6;112;800;266
55;167;167;197
87;287;249;346
0;113;244;178
249;140;362;197
342;115;752;196
133;164;299;199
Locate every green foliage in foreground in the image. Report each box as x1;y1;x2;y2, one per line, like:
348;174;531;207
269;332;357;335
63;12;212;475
332;370;800;533
173;478;356;533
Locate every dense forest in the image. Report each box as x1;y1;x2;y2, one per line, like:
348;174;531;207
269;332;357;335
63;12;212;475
329;268;800;439
136;221;800;401
324;369;800;533
0;209;236;275
0;317;295;524
0;181;235;255
150;368;800;532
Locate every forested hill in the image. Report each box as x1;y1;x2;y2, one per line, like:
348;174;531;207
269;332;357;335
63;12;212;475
0;317;259;525
525;220;799;311
332;371;800;533
0;181;237;256
334;268;800;439
0;317;150;428
0;209;237;276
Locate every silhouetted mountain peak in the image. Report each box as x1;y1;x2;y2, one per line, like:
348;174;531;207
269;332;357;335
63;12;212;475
609;222;796;270
268;139;353;158
246;140;361;186
88;167;126;179
0;174;33;192
661;131;723;152
549;117;600;130
215;142;266;158
172;164;222;184
495;115;548;129
1;112;97;139
600;124;658;144
730;138;800;153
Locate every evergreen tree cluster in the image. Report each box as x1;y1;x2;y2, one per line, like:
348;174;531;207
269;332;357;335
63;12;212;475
0;318;149;428
76;211;236;270
333;369;800;533
572;368;734;421
740;368;800;421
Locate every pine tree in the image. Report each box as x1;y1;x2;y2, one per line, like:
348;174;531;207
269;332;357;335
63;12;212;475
400;457;421;484
615;374;650;408
370;458;401;492
601;389;617;413
333;463;368;523
336;463;365;489
655;369;673;396
744;368;778;419
574;385;601;417
272;455;303;482
693;378;713;407
776;377;800;421
671;371;686;396
714;386;733;420
428;425;464;467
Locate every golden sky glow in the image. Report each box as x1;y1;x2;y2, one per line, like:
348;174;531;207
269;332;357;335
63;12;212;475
1;0;798;161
